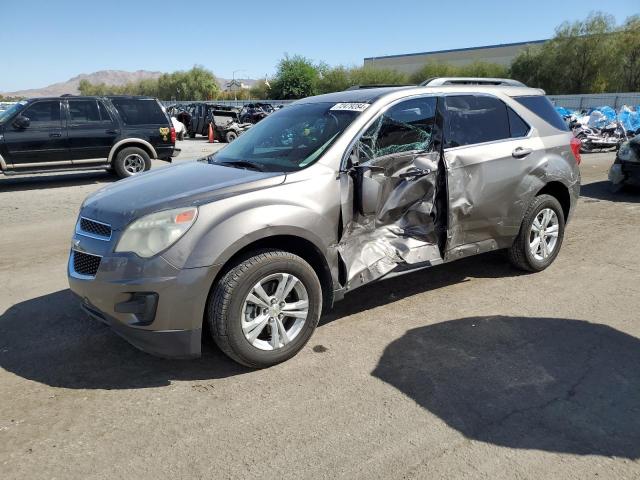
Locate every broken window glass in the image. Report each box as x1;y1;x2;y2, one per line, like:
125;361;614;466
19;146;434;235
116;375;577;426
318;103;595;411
357;97;437;163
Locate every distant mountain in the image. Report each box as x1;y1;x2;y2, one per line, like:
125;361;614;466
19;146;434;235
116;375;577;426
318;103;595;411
2;70;260;98
1;70;163;98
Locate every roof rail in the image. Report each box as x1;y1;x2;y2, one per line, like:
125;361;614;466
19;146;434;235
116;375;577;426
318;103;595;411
345;84;414;90
420;77;526;87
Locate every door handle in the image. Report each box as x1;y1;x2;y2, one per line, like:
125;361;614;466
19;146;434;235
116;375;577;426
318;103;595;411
49;132;62;138
512;147;533;158
105;129;118;134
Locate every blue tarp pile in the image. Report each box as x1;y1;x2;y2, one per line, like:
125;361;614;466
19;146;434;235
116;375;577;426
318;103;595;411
554;105;640;132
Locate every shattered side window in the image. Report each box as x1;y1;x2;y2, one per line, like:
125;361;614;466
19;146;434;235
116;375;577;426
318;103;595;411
357;97;437;163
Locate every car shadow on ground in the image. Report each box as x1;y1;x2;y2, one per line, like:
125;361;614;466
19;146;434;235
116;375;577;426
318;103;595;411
1;252;525;390
580;180;640;203
0;171;115;192
322;251;526;325
0;289;250;390
372;315;640;459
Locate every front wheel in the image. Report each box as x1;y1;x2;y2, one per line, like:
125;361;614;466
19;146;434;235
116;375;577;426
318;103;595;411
508;194;565;272
208;250;322;368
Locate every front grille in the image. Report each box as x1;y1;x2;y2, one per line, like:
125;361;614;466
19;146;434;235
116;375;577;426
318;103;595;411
73;251;102;277
79;218;112;239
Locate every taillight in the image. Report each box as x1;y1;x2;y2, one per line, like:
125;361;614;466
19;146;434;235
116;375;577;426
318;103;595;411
170;127;176;143
570;136;582;165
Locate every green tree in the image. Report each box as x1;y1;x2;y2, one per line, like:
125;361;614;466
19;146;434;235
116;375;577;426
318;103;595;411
157;66;219;100
77;66;219;100
248;79;272;100
511;12;617;94
614;15;640;91
271;55;321;99
409;61;507;84
349;66;408;86
317;66;351;94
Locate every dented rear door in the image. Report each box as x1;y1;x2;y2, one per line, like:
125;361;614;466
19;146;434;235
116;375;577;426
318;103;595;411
442;94;544;258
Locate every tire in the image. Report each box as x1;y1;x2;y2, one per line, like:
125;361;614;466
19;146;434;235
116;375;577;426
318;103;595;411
178;130;185;141
225;130;238;143
113;147;152;179
508;194;565;272
208;249;322;368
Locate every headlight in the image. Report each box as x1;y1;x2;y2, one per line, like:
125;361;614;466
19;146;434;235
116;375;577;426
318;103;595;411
115;207;198;258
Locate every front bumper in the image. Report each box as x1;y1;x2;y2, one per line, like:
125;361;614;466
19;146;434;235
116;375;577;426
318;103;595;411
68;247;219;359
610;160;640;186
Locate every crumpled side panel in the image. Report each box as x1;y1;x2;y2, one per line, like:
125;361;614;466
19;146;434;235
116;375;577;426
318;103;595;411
336;152;443;291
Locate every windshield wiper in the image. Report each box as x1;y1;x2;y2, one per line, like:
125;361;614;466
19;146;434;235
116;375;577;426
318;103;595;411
215;160;265;172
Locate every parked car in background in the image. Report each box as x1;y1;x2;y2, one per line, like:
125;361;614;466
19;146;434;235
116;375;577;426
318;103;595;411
0;96;176;178
609;133;640;190
68;78;580;368
175;102;251;142
239;103;273;124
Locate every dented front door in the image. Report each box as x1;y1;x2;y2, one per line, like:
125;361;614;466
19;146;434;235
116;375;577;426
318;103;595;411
336;96;445;291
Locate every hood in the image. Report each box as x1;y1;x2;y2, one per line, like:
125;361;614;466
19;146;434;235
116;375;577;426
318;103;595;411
80;160;286;230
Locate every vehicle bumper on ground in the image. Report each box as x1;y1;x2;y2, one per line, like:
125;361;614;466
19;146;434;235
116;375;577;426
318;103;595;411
67;248;219;359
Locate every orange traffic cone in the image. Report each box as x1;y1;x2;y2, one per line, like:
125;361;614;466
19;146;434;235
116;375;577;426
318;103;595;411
208;123;215;143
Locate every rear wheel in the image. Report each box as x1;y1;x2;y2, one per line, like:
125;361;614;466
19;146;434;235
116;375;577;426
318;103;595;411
508;194;565;272
208;250;322;368
113;147;151;179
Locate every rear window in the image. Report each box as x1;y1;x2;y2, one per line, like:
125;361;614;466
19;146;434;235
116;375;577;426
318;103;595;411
109;98;167;125
514;96;568;131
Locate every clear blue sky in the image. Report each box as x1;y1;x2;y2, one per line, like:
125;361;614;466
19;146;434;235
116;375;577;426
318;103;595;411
1;0;637;91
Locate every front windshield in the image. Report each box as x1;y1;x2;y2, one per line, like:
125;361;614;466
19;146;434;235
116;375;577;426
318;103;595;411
208;102;364;172
0;101;27;123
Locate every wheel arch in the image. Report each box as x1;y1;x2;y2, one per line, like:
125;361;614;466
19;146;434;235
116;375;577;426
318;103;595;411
207;233;335;317
108;139;157;164
536;181;571;221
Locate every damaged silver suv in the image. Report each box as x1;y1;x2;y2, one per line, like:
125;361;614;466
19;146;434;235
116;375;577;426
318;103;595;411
68;78;581;368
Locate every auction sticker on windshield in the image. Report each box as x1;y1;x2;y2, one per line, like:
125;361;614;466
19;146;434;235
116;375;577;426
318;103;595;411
330;102;369;112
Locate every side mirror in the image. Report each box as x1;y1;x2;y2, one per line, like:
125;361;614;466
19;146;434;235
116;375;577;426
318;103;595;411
13;115;30;129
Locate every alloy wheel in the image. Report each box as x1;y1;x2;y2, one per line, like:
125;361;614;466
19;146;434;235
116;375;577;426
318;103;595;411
123;154;145;174
241;273;309;351
529;208;559;261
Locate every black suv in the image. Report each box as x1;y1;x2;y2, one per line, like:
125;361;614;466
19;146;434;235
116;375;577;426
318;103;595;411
0;96;177;178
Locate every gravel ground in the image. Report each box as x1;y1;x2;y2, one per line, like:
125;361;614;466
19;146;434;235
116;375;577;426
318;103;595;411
1;144;639;480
